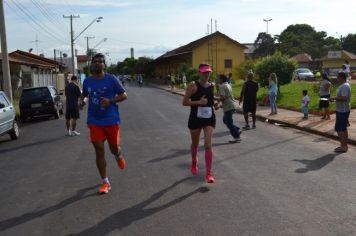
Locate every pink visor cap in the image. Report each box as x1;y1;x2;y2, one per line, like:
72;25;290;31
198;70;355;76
199;64;212;73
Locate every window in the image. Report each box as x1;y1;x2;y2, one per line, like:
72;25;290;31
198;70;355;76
224;59;232;68
0;94;10;107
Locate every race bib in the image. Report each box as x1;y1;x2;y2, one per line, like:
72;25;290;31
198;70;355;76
197;107;212;119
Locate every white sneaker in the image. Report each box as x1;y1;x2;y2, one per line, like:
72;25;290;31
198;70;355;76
66;130;72;136
229;137;241;143
71;130;80;136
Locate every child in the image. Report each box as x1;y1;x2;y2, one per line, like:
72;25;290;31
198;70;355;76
302;90;310;119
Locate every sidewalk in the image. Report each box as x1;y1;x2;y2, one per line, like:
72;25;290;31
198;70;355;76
151;83;356;146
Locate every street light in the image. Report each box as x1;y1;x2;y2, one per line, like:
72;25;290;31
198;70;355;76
263;18;272;34
74;17;103;42
93;38;108;49
63;15;103;74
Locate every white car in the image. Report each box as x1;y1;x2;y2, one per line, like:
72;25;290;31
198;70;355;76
0;91;19;140
294;68;315;81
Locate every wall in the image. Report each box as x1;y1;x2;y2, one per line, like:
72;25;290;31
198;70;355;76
192;35;245;75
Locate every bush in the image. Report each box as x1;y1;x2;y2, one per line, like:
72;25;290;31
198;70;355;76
186;67;199;82
255;51;297;87
235;59;255;80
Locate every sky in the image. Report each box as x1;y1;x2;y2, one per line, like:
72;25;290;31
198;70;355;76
2;0;356;64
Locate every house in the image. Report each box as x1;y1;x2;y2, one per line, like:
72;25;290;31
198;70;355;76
291;53;322;72
154;31;247;78
242;43;257;59
321;50;356;76
0;50;66;97
77;55;89;74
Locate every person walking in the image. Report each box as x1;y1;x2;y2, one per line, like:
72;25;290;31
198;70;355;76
80;53;128;194
217;74;241;143
182;73;187;89
170;74;176;92
331;71;351;153
182;63;217;183
268;73;278;115
65;75;82;136
319;73;331;119
239;71;259;129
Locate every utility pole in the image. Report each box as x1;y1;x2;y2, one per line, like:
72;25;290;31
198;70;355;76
63;14;80;75
0;0;12;101
84;36;95;67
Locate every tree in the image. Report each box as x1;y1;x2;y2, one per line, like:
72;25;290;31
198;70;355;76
253;32;276;57
342;33;356;54
277;24;337;59
134;57;154;78
235;59;255;80
255;51;297;88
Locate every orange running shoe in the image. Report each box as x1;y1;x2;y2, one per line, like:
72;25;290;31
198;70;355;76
117;158;126;169
98;182;111;194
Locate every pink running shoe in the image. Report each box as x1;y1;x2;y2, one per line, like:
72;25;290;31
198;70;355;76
191;164;198;175
206;173;215;183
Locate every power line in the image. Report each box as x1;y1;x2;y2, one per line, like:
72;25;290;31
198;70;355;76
8;0;67;43
31;0;67;30
4;1;67;46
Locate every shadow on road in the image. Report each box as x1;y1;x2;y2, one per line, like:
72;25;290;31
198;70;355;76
212;131;230;138
292;153;341;173
67;177;209;236
0;185;99;232
0;136;67;155
147;142;233;164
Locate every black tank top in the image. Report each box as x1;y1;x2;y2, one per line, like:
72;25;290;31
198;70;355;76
190;81;214;117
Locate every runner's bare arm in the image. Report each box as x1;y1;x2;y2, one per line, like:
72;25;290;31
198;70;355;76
182;82;206;106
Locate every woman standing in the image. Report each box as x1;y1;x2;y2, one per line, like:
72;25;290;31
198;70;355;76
319;73;332;119
182;64;216;183
268;73;278;115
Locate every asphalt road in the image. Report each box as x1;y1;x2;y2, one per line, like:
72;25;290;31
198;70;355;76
0;83;356;236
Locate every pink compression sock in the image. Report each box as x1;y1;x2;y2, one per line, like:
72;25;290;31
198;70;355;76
205;148;213;174
191;147;198;165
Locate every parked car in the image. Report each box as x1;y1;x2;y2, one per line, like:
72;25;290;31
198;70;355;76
0;91;19;140
294;68;315;81
19;86;64;122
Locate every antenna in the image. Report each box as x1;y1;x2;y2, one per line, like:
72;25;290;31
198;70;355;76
31;34;41;54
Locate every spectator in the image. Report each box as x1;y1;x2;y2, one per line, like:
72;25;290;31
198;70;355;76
268;73;278;115
319;73;331;120
302;90;310;119
331;71;351;153
239;71;259;129
65;75;82;136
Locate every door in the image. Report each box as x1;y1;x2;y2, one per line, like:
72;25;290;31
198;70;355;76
0;93;14;134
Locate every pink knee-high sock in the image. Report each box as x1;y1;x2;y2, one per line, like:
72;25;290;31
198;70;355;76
191;147;198;165
205;148;213;174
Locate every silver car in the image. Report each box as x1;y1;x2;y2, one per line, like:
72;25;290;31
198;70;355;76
0;91;19;140
294;68;315;81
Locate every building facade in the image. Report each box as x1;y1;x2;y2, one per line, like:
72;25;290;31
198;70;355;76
321;50;356;76
154;31;246;79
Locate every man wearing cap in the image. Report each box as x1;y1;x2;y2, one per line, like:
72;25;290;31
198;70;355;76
182;63;217;183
